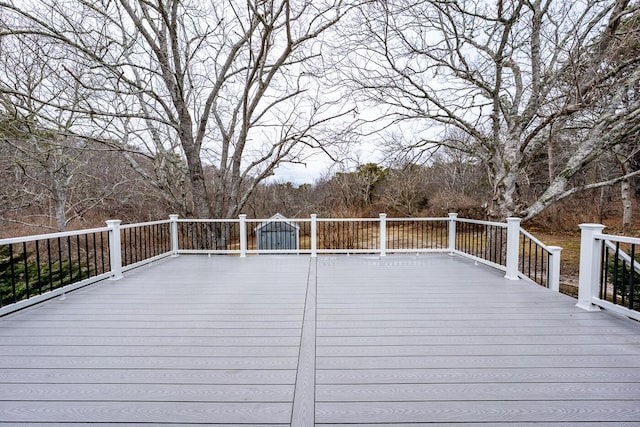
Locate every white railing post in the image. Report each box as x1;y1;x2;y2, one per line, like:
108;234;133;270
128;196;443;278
169;214;179;257
239;214;247;257
504;217;522;280
448;213;458;255
106;220;123;280
379;213;387;257
577;223;606;311
310;214;317;258
547;246;563;292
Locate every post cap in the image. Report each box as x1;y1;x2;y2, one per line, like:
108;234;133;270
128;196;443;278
579;223;606;231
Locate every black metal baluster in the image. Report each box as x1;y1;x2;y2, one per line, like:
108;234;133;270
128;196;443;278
485;225;490;262
91;233;98;277
621;252;627;306
497;226;502;264
521;234;525;273
76;235;81;280
161;223;165;254
134;227;139;263
47;239;53;291
100;232;106;274
527;238;532;279
150;225;155;257
22;242;29;299
472;224;477;257
466;222;470;255
104;232;111;271
600;241;608;300
121;229;126;267
545;252;550;287
146;225;151;258
462;222;467;254
533;243;538;282
630;244;637;310
9;244;16;303
67;236;73;284
58;237;63;288
84;234;90;278
613;243;620;305
35;240;42;295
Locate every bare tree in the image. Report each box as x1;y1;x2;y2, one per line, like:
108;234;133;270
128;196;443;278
0;0;359;219
346;0;640;220
378;163;429;216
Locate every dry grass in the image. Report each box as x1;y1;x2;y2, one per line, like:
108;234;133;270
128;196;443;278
531;231;581;297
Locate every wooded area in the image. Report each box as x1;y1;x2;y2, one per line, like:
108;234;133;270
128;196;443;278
0;0;639;236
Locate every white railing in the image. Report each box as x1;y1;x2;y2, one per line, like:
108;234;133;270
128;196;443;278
518;228;563;291
577;224;640;321
0;225;112;316
0;219;173;316
173;214;451;256
448;216;560;290
0;213;560;315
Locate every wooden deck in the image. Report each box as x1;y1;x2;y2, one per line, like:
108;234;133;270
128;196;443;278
0;254;639;426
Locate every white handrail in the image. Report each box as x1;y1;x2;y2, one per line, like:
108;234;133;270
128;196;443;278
598;233;640;245
176;218;238;223
386;217;448;222
455;218;507;227
519;228;553;253
121;219;171;229
602;240;640;276
316;217;380;222
0;226;110;245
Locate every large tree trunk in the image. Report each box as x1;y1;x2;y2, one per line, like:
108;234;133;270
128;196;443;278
621;176;632;233
182;144;212;219
487;137;522;221
546;139;560;229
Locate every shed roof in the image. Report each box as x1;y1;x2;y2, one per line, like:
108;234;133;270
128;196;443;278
255;213;300;231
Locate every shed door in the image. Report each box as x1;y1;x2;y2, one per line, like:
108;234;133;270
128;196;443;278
259;223;296;251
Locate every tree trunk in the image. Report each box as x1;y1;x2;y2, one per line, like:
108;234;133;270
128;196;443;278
488;160;521;221
180;134;212;219
547;139;559;229
621;176;632;233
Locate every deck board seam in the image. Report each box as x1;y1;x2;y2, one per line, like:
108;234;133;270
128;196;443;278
291;257;316;427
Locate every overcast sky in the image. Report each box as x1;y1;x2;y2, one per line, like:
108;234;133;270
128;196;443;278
269;138;387;185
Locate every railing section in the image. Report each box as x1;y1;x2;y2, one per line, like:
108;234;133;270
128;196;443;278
175;219;240;253
0;227;111;314
449;217;560;290
169;215;561;286
173;216;453;255
519;229;550;288
454;218;508;268
316;218;380;254
577;224;640;321
600;239;640;313
386;218;448;252
121;220;173;270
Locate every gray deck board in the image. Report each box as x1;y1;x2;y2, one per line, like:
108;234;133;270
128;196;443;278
291;256;317;426
1;254;639;426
